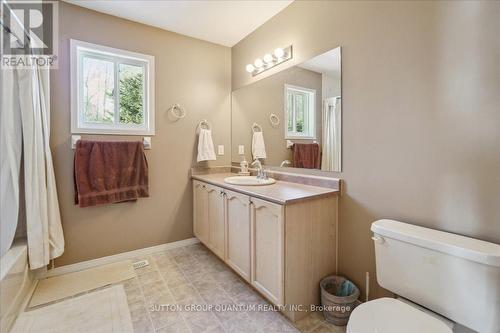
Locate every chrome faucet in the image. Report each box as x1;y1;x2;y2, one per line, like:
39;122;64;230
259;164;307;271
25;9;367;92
280;160;292;167
251;159;268;180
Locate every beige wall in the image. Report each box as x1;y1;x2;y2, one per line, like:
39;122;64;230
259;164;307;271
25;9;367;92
51;2;231;266
232;0;500;299
231;66;322;166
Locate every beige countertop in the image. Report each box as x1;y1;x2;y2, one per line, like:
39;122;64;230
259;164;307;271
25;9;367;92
192;173;338;205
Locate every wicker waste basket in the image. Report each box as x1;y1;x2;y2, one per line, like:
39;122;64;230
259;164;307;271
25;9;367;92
320;275;359;326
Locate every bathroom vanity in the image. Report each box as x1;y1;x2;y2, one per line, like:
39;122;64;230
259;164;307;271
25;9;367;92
192;173;339;322
191;43;344;322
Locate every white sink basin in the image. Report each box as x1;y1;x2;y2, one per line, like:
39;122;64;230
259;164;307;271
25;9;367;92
224;176;276;186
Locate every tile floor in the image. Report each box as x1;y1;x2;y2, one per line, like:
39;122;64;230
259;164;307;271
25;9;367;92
123;243;346;333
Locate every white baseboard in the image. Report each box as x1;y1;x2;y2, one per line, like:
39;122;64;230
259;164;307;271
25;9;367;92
42;237;199;279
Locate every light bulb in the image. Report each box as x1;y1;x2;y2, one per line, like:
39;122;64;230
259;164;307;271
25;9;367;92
254;58;264;68
274;47;285;59
246;64;255;73
263;53;274;64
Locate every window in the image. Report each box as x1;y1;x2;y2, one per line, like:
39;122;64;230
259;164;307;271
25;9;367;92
71;39;155;135
284;84;316;139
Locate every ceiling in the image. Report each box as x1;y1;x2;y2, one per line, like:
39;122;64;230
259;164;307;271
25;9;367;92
64;0;293;47
299;47;341;76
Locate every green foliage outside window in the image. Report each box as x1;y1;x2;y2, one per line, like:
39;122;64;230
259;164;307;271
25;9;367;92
119;73;144;125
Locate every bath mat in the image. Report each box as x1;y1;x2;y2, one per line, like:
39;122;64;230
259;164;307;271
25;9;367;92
12;285;133;333
29;260;135;307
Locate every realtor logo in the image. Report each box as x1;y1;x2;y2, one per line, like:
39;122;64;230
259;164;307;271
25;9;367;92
1;0;58;69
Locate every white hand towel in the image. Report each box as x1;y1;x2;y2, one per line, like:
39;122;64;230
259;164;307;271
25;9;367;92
197;129;217;162
252;131;267;159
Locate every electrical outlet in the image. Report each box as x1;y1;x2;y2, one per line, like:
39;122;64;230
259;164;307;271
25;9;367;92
238;145;244;155
218;145;224;155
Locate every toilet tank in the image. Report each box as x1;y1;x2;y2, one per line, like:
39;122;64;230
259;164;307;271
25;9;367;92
371;219;500;333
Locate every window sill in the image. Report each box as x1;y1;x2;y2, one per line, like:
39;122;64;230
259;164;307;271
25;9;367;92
285;136;317;141
71;127;155;136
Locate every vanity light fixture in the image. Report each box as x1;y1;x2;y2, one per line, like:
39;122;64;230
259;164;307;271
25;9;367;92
245;45;293;77
254;58;264;68
246;64;255;73
263;53;274;64
274;47;285;59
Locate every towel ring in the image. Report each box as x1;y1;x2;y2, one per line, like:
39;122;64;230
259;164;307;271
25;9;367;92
169;104;186;120
197;119;211;132
269;113;280;127
252;122;262;133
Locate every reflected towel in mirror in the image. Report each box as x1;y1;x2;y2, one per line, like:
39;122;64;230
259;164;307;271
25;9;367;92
293;143;320;169
252;131;267;159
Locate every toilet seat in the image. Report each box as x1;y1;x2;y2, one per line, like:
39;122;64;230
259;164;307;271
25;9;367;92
346;298;453;333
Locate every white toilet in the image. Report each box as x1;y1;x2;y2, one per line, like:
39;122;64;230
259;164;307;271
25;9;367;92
347;219;500;333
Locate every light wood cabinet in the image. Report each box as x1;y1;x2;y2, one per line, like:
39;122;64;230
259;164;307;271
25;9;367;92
225;189;251;281
283;196;338;322
251;197;284;305
206;184;225;259
193;180;209;245
193;181;225;260
193;178;338;322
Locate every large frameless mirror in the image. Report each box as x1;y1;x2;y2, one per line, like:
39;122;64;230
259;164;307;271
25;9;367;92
232;46;342;173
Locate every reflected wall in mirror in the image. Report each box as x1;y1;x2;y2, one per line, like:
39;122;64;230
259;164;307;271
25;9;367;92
231;46;341;172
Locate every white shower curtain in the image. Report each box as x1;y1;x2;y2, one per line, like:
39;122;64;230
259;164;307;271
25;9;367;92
17;65;65;269
321;97;341;172
0;68;23;258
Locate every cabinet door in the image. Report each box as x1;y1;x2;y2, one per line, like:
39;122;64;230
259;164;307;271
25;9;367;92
251;197;284;305
193;181;209;245
225;189;251;281
206;184;225;260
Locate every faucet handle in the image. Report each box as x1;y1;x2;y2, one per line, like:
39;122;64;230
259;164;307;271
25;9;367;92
280;160;291;167
251;159;261;167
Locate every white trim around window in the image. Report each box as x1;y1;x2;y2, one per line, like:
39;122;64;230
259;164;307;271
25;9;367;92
284;84;316;140
70;39;155;135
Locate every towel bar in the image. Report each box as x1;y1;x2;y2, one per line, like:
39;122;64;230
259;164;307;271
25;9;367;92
286;139;318;149
197;119;211;131
252;123;262;133
169;104;186;120
71;135;152;150
269;113;280;127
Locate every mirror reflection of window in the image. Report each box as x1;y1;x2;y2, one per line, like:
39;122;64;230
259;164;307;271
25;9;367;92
285;84;316;139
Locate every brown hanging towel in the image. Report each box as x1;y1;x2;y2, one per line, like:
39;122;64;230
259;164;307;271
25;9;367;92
292;143;321;169
74;140;149;208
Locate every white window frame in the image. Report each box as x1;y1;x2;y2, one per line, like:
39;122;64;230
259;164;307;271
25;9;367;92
70;39;155;135
284;84;316;140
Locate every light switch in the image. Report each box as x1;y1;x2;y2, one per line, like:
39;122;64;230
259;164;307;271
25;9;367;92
238;145;245;155
218;145;224;155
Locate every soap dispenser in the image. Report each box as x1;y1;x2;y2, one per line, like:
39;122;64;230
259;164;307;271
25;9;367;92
238;157;250;176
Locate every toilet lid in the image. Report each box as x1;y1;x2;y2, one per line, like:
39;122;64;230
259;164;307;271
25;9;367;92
347;298;453;333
